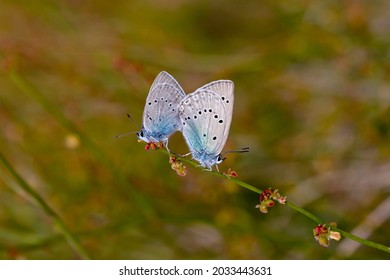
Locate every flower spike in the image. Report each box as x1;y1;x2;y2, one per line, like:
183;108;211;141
169;156;187;176
144;141;164;151
223;168;238;178
256;188;287;214
313;224;341;247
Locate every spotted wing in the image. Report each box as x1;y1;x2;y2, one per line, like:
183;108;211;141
150;71;185;94
179;84;233;156
195;80;234;136
142;72;186;140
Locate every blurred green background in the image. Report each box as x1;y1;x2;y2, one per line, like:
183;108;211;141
1;0;389;259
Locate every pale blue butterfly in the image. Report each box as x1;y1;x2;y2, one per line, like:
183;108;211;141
136;71;185;151
179;80;248;171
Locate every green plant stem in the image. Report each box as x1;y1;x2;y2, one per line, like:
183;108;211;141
163;150;390;254
0;152;90;259
334;228;390;253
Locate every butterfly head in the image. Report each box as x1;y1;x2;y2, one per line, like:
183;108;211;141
114;120;156;143
136;128;168;146
192;152;226;170
213;147;250;168
216;154;226;165
136;129;150;143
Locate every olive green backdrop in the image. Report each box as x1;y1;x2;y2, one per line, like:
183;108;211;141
1;0;389;259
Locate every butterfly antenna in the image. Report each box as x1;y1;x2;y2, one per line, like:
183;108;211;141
222;146;250;155
114;131;138;139
127;113;137;124
114;113;140;139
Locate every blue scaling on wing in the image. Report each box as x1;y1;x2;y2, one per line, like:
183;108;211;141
137;71;186;150
179;80;234;171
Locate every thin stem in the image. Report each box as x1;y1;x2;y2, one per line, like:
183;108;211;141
163;150;390;255
334;228;390;254
0;152;90;259
285;201;323;224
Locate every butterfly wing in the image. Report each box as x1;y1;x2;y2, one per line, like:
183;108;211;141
195;80;234;137
149;71;185;94
179;80;234;156
142;72;186;141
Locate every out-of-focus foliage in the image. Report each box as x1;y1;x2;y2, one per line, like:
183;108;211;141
1;0;389;259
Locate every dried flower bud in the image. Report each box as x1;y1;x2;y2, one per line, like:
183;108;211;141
255;203;269;214
144;141;164;151
223;168;238;178
169;156;187;176
313;224;341;247
256;188;287;214
155;142;164;149
256;199;275;213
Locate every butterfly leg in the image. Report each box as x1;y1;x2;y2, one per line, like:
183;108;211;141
179;152;192;157
164;140;171;156
200;165;213;172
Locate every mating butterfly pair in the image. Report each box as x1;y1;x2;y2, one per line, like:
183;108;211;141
136;71;247;171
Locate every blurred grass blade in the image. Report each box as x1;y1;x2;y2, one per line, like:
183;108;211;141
7;70;155;220
0;151;90;259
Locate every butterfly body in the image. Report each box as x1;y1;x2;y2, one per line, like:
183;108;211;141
179;81;234;170
137;72;185;148
190;149;225;170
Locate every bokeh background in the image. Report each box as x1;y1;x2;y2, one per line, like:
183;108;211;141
1;0;390;260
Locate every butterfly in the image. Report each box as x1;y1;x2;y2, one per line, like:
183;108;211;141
136;71;186;151
179;80;248;171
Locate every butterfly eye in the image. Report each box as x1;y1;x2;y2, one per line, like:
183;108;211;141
216;155;226;163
